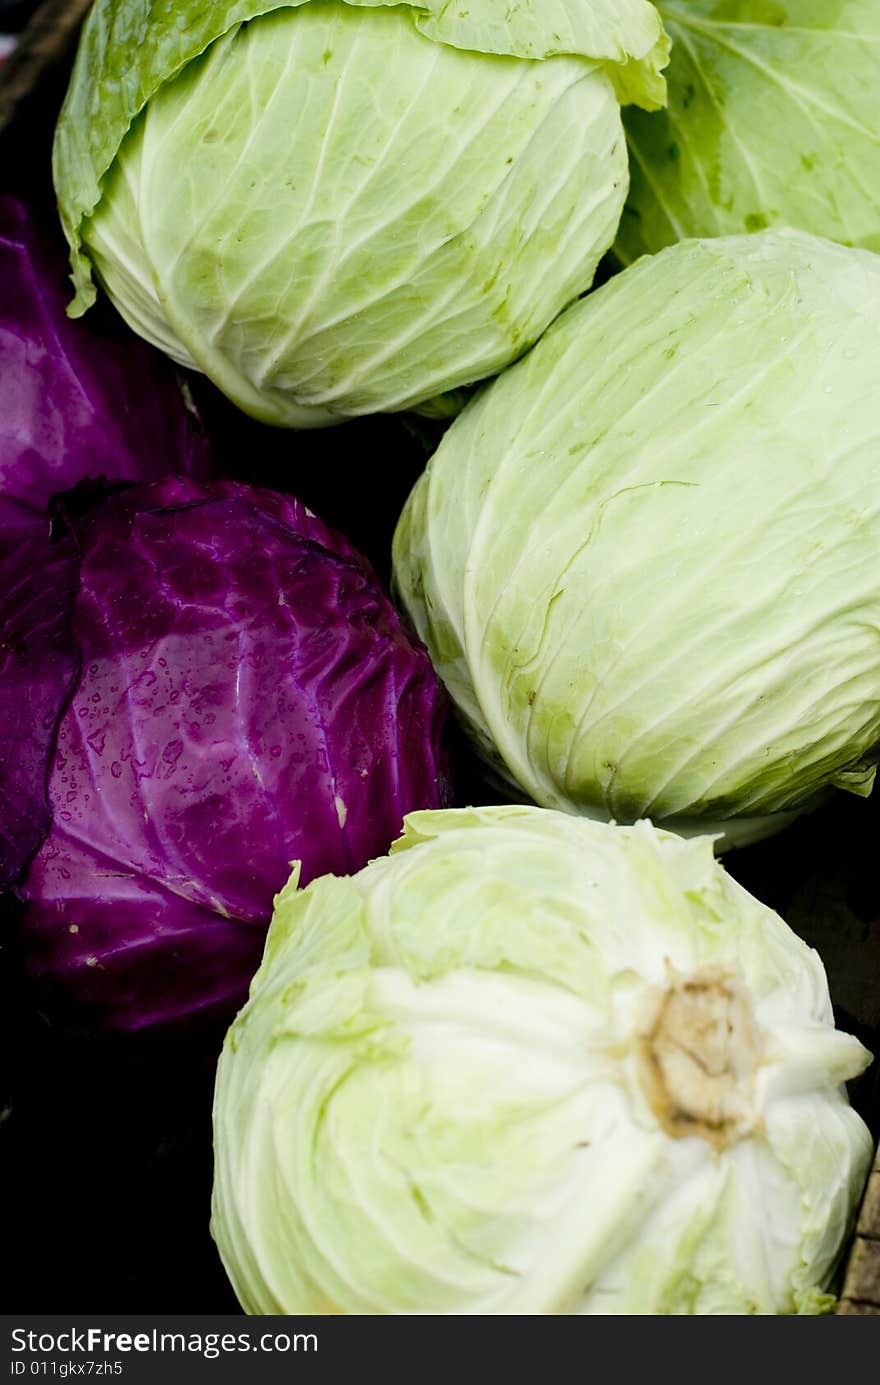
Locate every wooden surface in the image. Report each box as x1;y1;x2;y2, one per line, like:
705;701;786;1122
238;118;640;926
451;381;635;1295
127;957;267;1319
1;0;879;1317
0;0;91;135
839;1154;880;1314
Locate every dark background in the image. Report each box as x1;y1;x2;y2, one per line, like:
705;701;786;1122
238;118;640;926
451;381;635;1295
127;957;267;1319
1;3;878;1314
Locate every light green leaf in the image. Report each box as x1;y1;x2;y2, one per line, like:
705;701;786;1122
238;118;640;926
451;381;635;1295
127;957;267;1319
616;1;880;263
414;0;670;107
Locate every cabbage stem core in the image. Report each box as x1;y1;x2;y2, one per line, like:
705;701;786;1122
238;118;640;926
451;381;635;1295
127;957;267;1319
637;968;760;1150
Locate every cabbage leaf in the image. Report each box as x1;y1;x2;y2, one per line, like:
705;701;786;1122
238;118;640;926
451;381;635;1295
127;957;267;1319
617;1;880;263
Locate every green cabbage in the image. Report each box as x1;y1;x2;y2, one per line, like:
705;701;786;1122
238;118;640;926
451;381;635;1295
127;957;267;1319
617;1;880;264
53;0;669;427
393;228;880;847
211;805;873;1314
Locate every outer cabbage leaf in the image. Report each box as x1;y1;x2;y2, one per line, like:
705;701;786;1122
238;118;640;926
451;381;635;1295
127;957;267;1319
211;806;873;1314
19;478;450;1032
0;535;79;888
393;229;880;847
414;0;669;107
616;1;880;263
55;0;668;313
0;196;211;538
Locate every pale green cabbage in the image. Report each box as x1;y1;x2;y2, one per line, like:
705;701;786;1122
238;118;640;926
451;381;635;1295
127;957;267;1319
393;228;880;848
52;0;669;427
617;1;880;265
211;805;873;1315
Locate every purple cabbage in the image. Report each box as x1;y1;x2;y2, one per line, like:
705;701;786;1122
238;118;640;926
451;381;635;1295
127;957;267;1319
0;534;79;886
18;478;449;1032
0;195;211;540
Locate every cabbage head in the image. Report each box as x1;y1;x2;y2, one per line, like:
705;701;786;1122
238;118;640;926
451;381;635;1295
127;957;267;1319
53;0;669;428
0;195;211;541
211;805;874;1315
18;477;449;1034
617;1;880;264
393;228;880;847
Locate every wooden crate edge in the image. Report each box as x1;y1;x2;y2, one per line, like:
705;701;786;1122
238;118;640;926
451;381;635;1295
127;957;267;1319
838;1159;880;1313
0;0;92;136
